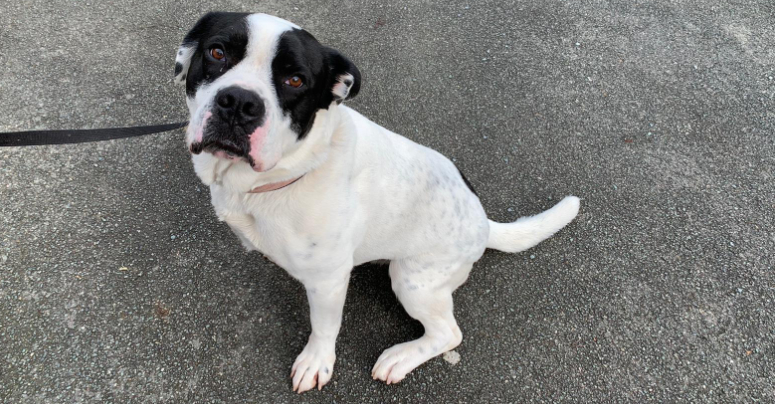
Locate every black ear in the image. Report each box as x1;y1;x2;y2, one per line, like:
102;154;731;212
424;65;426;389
327;49;361;102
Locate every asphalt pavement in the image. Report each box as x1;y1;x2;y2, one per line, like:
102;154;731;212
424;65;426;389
1;0;774;402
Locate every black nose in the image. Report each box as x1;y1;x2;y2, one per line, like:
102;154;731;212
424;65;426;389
214;86;265;124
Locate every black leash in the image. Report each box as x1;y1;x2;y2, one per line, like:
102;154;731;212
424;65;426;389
0;122;188;147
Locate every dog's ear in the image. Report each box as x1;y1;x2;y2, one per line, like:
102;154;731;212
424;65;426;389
174;44;196;85
327;49;361;102
174;14;211;85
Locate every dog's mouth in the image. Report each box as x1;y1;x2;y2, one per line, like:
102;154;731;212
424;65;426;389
190;139;241;156
189;139;257;166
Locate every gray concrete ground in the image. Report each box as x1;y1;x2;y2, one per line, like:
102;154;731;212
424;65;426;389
1;0;773;402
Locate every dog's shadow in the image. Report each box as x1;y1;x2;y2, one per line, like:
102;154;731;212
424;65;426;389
252;259;423;372
329;262;424;368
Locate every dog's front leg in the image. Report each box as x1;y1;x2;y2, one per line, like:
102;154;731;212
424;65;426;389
291;264;351;393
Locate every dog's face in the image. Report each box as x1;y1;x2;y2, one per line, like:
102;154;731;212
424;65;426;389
175;12;360;172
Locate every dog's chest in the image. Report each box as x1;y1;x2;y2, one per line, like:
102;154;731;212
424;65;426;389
210;184;355;276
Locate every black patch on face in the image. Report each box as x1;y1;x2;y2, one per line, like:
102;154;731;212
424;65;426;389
271;29;361;139
456;166;478;196
181;12;250;97
179;13;362;141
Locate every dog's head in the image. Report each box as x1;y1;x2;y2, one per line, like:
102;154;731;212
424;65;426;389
175;12;360;173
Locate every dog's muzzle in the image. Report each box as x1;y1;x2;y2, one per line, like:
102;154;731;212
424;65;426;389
190;86;266;166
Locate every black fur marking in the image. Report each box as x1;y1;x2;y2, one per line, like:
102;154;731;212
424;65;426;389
179;14;362;140
272;29;361;139
181;12;250;97
456;166;478;196
174;62;183;76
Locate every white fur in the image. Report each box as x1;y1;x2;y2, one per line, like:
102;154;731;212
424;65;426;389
331;73;355;99
178;13;580;393
487;196;580;253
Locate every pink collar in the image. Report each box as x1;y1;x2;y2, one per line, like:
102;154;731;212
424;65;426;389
247;175;304;194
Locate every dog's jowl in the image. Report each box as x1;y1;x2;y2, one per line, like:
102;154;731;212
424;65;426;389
175;12;580;393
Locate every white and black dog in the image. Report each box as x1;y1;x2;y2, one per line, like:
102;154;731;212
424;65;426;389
175;12;580;393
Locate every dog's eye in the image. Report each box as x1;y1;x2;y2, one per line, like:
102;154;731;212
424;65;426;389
210;48;226;61
285;76;303;88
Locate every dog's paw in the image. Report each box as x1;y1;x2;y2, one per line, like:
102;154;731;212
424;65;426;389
371;341;430;385
291;340;336;393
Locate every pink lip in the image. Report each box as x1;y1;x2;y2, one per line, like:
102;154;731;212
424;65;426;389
248;119;271;171
194;111;212;143
190;113;275;171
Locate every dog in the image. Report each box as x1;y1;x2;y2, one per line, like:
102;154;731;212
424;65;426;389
174;12;580;393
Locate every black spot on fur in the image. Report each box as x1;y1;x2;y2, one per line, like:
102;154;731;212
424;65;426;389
174;62;183;76
456;166;478;196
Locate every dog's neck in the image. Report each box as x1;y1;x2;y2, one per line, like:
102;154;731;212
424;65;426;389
262;104;345;182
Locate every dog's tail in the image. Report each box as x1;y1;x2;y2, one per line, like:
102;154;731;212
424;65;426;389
486;196;580;253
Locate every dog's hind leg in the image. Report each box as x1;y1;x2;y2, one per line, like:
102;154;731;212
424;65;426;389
371;259;470;384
